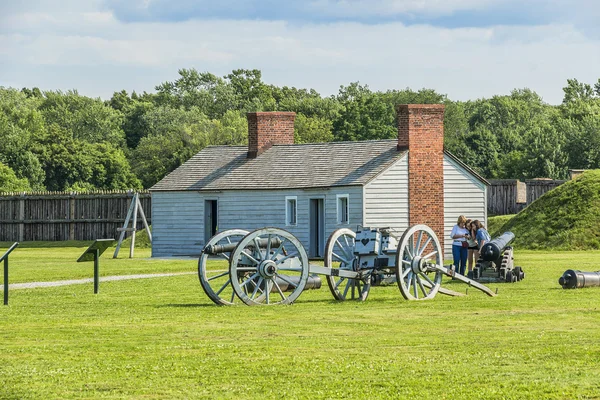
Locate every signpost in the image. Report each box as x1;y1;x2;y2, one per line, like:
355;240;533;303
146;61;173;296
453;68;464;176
2;242;19;305
77;239;116;294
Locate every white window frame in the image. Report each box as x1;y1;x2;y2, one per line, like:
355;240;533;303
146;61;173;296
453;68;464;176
285;196;297;226
336;194;349;225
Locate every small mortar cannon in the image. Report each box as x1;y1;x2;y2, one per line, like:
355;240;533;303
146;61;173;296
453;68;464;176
558;270;600;289
470;232;524;283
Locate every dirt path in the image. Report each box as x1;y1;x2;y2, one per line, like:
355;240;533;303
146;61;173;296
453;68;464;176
1;272;196;290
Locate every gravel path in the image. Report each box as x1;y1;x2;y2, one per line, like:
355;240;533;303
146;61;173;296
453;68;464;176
1;272;195;290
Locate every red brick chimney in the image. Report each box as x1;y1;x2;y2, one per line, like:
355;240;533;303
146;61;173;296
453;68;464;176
247;112;296;158
396;104;445;250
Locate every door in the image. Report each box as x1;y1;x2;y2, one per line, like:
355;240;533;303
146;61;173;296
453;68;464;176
309;198;325;258
204;200;218;243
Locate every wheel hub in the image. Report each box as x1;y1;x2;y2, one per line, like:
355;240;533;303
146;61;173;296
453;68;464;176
411;256;426;273
258;260;277;279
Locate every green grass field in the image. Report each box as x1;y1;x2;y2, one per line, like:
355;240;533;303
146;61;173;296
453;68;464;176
1;243;600;399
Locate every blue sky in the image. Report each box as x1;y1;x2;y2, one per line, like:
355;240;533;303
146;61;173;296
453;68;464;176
1;0;599;104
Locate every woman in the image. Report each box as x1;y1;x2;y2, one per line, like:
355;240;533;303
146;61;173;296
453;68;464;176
473;220;491;251
465;219;479;274
450;215;469;275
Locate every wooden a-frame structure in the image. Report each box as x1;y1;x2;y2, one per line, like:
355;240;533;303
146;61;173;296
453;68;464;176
113;192;152;258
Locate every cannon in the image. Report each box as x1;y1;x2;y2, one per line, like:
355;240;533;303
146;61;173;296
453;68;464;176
199;224;497;306
469;232;524;283
558;270;600;289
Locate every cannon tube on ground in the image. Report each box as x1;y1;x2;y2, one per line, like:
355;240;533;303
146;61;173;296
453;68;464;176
559;270;600;289
480;232;515;262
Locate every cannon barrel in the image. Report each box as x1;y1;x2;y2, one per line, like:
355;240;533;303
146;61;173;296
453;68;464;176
480;232;515;262
558;269;600;289
247;274;322;293
205;237;282;255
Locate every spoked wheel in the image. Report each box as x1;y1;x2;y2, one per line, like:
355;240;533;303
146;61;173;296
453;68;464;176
198;229;249;305
395;224;443;301
324;228;369;301
229;228;309;306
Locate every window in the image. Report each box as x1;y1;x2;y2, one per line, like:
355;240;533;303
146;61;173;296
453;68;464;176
337;194;349;224
286;196;297;226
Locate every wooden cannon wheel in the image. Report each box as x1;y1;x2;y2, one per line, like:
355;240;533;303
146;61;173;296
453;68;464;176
198;229;249;305
324;228;370;301
229;228;309;306
395;224;444;301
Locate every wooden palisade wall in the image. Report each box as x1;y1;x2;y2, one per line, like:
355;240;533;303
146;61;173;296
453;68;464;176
0;190;151;241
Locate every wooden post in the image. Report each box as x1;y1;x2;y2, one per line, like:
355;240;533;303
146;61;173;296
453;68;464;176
18;193;25;242
69;193;75;241
113;193;135;259
130;193;138;258
137;195;152;242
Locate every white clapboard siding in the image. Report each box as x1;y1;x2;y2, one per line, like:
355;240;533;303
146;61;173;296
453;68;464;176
443;155;487;260
363;155;409;232
151;191;204;257
151;186;362;257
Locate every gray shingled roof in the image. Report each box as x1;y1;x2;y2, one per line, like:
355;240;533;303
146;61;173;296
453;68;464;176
151;140;406;191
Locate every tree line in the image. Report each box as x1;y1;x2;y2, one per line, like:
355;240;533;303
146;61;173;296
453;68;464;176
1;69;599;192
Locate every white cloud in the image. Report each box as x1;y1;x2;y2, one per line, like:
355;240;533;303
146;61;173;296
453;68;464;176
0;5;598;104
307;0;501;18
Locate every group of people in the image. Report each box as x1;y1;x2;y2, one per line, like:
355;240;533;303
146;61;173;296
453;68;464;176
450;215;491;276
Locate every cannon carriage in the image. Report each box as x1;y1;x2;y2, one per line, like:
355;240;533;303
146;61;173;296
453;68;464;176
198;224;496;306
468;232;524;283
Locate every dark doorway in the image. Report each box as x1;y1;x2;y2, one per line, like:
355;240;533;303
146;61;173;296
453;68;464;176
204;200;218;243
309;198;325;258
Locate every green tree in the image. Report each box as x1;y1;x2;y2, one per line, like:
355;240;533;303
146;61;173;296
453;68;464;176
0;162;31;192
39;90;126;148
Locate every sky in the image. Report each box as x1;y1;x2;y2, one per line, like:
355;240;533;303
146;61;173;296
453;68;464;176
1;0;599;104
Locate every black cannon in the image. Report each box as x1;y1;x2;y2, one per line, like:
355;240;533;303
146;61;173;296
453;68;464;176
558;270;600;289
469;231;524;283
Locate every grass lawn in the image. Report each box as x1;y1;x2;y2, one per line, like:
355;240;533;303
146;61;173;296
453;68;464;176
1;243;600;399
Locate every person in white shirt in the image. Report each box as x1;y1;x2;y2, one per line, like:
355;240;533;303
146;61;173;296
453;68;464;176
450;215;470;275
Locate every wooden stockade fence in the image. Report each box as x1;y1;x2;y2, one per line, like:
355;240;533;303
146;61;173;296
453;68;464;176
0;190;151;242
487;179;527;216
488;179;567;216
525;180;566;205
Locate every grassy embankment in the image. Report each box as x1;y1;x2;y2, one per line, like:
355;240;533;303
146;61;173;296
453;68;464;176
491;170;600;250
1;243;600;399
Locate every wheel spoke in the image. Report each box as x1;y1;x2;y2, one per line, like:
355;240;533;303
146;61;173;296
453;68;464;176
253;237;264;261
416;275;428;297
401;267;411;279
272;279;286;301
332;251;351;265
420;272;435;286
418;237;432;257
241;250;260;265
215;279;231;296
412;274;418;298
334;277;346;289
240;273;260;288
402;259;411;266
269;238;287;260
276;273;299;288
235;267;258;272
265;280;271;304
220;253;230;261
251;277;263;300
276;252;298;264
342;280;352;299
415;231;423;256
422;250;438;261
207;271;229;281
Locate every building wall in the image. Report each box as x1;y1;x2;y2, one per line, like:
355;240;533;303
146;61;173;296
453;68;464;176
443;155;487;260
363;154;409;233
151;186;363;257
